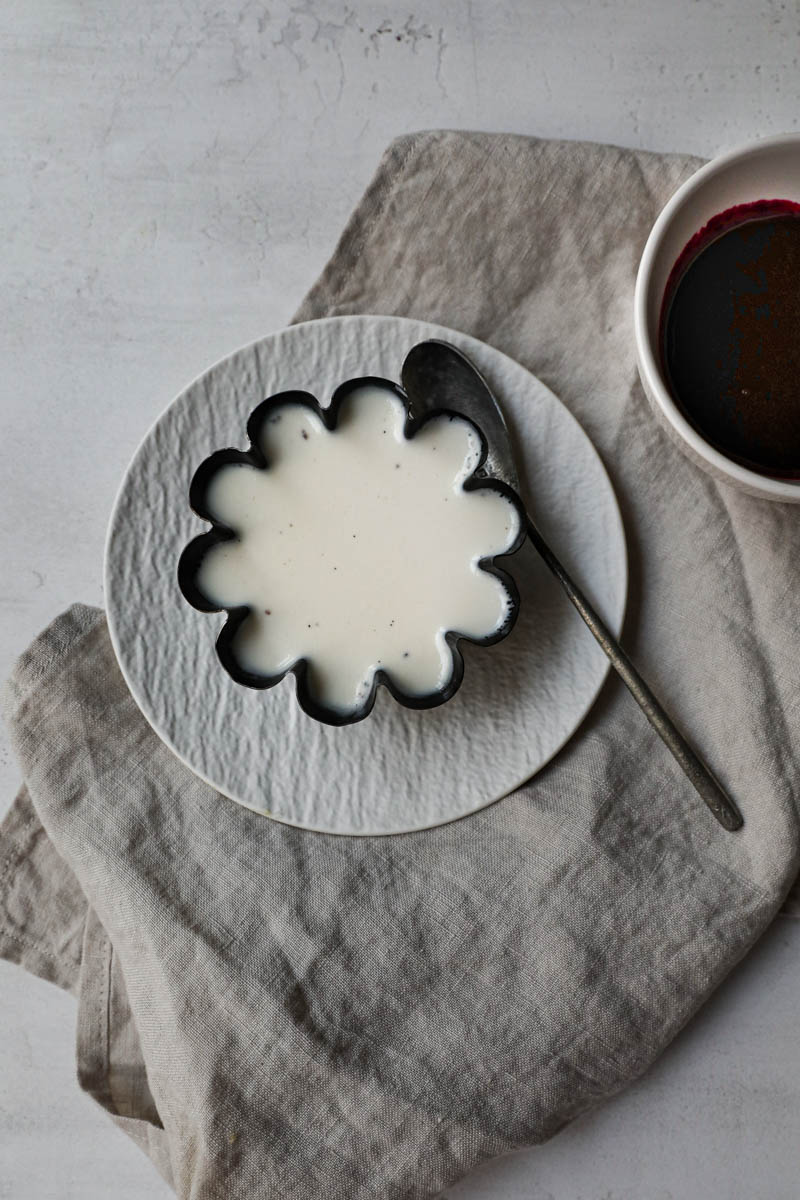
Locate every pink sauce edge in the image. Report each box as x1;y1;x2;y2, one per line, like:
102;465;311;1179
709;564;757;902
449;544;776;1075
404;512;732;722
658;198;800;352
657;198;800;481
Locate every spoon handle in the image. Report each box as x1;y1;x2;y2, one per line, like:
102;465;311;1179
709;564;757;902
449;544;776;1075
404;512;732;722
524;515;743;832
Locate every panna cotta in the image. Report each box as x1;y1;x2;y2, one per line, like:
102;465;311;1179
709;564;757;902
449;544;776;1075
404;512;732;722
179;377;524;724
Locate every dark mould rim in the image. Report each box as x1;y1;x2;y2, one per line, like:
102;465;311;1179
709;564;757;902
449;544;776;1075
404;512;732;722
177;375;526;726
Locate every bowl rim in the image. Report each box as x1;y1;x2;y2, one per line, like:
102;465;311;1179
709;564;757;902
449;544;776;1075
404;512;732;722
633;130;800;500
177;375;527;726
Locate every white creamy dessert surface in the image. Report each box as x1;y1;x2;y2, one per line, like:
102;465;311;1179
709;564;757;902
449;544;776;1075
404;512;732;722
196;383;520;714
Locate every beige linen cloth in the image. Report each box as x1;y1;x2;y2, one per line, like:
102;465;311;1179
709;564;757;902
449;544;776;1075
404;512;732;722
2;133;799;1199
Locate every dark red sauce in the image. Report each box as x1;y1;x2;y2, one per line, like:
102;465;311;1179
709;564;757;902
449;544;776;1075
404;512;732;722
659;199;800;478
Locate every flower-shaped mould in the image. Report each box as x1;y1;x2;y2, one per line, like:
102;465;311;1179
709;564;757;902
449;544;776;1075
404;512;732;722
178;376;526;726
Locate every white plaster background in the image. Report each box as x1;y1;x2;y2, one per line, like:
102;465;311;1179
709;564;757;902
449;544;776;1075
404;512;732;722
1;1;798;1196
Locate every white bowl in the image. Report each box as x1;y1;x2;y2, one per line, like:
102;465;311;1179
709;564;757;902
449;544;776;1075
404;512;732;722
634;133;800;502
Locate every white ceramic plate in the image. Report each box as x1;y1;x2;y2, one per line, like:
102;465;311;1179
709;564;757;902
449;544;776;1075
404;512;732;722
105;315;627;835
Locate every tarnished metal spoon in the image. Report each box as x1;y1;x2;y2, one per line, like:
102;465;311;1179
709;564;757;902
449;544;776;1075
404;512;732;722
401;339;743;832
